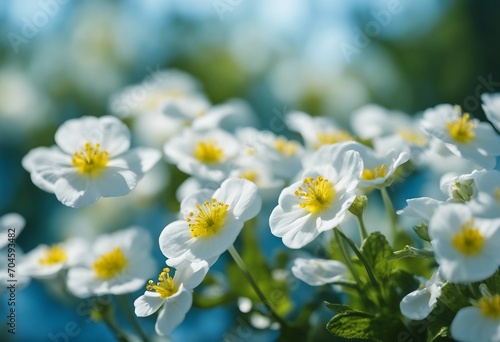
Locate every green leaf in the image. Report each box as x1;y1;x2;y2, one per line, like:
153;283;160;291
327;311;409;342
360;232;394;279
324;302;352;313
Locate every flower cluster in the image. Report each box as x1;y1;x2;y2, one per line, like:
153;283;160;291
14;69;500;341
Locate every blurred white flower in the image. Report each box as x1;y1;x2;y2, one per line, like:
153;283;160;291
164;128;240;182
236;127;303;180
481;92;500;131
19;238;88;279
286;111;354;150
269;150;362;248
109;69;205;118
192;99;259;132
397;197;443;226
421;104;500;169
22;116;161;208
134;260;208;336
291;257;348;286
159;179;261;264
451;293;500;342
468;170;500;219
400;269;444;320
66;227;157;298
350;104;411;140
429;204;500;283
0;213;25;249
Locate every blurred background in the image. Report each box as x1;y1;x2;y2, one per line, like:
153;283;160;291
1;0;499;341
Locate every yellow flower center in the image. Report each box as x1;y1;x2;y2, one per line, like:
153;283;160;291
146;268;179;299
93;247;128;279
478;295;500;318
38;245;67;266
274;137;298;157
295;176;335;214
447;113;476;143
452;219;484;256
361;164;387;180
315;131;353;148
239;170;257;183
72;142;110;177
186;199;229;238
495;188;500;204
398;130;427;146
194;140;224;164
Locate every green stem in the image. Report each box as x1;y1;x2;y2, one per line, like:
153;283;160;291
333;227;362;287
117;295;149;342
356;214;369;241
380;187;399;235
228;245;288;328
101;309;130;342
388;245;434;260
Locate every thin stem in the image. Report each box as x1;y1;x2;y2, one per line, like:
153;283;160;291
117;295;149;342
356;214;369;241
333;227;362;286
380;187;399;235
102;310;130;342
228;245;288;328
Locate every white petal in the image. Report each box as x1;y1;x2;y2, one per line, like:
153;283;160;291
269;207;317;249
0;213;25;249
215;178;261;221
159;221;197;260
94;167;137;197
66;267;100;298
291;258;348;286
155;285;192;335
173;260;209;290
54;173;101;208
108;148;161;178
451;306;500;342
187;219;243;260
134;292;165;317
399;288;433;320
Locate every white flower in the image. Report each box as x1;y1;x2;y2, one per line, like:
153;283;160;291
134;260;208;336
269;150;362;249
350;104;411;140
109;69;204;118
428;204;500;283
66;227;157;298
0;213;25;249
481;92;500;131
468;170;500;219
291;257;348;286
236;127;304;180
421;104;500;169
451;294;500;342
304;141;409;190
397;197;444;226
192;99;258;132
22;116;161;208
159;178;261;263
164;128;240;182
18;238;88;279
400;269;444;320
286;111;354;150
439;170;480;202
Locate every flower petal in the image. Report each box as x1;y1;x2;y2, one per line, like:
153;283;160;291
134;292;165;317
54;173;101;208
155;285;192;336
108;148;161;179
215;178;261;222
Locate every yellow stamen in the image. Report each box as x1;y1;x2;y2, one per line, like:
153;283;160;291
295;176;335;214
452;219;484;256
398;130;427;146
194;140;224;164
315;131;353;148
93;247;127;279
146;267;179;299
186;198;229;238
478;295;500;318
274;137;298;157
361;164;387;180
38;245;67;266
447;112;476;143
72;142;109;177
495;188;500;204
239;170;257;183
